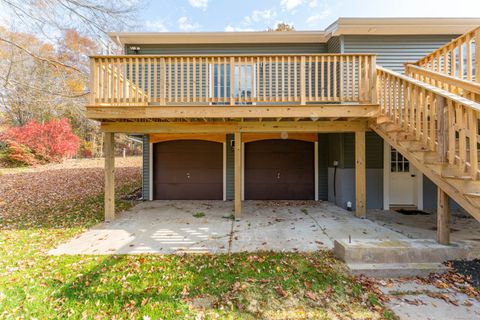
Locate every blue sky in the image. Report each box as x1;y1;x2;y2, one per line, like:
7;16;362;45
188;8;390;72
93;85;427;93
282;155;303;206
139;0;480;32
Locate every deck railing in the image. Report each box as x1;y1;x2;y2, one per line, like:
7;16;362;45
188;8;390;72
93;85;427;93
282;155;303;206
415;26;480;82
377;66;480;179
405;64;480;102
89;54;377;106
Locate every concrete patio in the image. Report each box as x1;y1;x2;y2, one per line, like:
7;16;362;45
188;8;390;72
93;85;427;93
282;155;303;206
50;201;410;255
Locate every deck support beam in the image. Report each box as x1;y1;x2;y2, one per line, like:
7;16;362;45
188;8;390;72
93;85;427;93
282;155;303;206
104;132;115;222
437;188;451;245
355;131;366;217
234;132;242;218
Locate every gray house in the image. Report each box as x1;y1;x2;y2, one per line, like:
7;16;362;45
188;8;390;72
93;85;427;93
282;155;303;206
87;17;480;245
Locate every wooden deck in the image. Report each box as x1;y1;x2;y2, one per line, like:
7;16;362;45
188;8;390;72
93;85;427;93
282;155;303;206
89;54;377;108
89;32;480;241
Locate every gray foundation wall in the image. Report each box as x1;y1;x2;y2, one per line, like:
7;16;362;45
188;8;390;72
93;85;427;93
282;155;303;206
327;168;384;210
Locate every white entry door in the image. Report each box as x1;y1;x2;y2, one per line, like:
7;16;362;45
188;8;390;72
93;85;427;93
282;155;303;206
389;148;417;207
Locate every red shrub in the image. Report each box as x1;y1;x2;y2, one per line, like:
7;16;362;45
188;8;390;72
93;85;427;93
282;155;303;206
1;118;79;163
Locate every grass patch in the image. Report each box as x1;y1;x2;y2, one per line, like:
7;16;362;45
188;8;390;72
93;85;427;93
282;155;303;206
301;208;309;215
193;212;206;218
0;170;395;319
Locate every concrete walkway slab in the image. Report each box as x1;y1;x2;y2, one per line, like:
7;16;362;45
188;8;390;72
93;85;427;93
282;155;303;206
378;279;480;320
50;200;408;255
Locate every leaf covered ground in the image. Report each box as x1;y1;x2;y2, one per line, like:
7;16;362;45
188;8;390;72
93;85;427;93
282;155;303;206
0;158;396;319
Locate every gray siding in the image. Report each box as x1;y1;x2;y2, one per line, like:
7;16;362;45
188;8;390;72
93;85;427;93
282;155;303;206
318;134;329;201
327;36;342;53
142;135;150;200
327;132;384;209
226;134;234;200
342;35;459;73
327;132;383;169
126;43;327;55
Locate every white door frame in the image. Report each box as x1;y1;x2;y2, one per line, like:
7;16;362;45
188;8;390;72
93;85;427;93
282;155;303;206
223;142;227;201
383;141;423;210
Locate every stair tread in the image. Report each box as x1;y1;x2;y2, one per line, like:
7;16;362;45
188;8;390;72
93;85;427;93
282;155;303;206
346;262;448;278
347;262;447;269
465;192;480;197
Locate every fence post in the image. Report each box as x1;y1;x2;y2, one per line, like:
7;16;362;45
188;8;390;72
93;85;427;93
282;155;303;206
89;58;96;105
370;56;377;104
300;56;306;105
436;96;448;162
160;57;166;105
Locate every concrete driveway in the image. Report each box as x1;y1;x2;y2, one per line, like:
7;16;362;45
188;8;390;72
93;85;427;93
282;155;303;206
50;200;407;255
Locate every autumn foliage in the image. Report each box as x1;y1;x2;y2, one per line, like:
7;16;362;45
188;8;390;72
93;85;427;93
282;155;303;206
1;118;79;165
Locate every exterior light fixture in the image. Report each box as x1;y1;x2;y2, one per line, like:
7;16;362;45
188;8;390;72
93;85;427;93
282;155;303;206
129;46;141;54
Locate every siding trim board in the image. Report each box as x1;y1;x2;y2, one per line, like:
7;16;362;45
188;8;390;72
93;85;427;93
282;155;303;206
126;43;328;55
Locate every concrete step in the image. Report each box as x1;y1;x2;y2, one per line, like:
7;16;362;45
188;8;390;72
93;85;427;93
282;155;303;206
334;239;470;264
346;262;448;278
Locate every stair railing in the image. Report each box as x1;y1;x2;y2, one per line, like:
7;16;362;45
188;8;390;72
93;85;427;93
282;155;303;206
405;64;480;102
377;65;480;179
415;26;479;82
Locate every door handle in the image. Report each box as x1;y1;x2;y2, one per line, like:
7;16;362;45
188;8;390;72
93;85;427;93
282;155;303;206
276;172;281;179
186;172;191;179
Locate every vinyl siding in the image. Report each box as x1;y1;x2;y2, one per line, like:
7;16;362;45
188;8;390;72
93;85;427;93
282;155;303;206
318;134;329;201
327;36;342;53
338;132;384;169
126;43;328;55
226;134;234;200
142;135;150;200
342;35;459;73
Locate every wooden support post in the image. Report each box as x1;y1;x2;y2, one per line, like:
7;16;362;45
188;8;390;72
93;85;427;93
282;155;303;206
436;96;448;162
104;132;115;221
230;57;236;106
370;56;377;104
300;56;306;105
234;131;242;218
437;187;451;245
355;131;366;217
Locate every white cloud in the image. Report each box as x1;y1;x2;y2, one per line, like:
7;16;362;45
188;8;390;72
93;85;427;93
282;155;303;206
243;9;277;25
177;16;201;31
188;0;208;10
308;0;318;8
306;6;332;25
225;8;278;32
280;0;304;11
224;25;256;32
145;20;169;32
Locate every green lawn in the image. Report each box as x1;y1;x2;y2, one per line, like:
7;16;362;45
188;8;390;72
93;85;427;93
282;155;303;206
0;175;395;319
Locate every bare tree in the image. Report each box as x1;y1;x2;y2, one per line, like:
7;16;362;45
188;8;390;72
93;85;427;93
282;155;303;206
0;1;141;156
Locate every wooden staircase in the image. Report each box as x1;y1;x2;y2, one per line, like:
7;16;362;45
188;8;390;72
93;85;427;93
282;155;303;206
372;27;480;226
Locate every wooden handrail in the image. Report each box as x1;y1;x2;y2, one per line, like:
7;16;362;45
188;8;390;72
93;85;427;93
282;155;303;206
89;54;378;106
405;64;480;102
89;53;377;59
415;26;480;82
377;65;479;179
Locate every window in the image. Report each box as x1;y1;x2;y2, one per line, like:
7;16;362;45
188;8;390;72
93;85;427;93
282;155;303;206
391;149;410;172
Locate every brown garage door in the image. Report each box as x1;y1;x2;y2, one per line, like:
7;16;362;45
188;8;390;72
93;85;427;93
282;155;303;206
245;139;314;200
153;140;223;200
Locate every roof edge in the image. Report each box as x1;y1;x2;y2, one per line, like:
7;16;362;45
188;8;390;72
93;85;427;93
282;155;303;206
110;17;480;46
